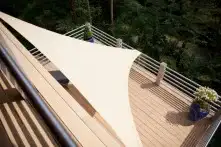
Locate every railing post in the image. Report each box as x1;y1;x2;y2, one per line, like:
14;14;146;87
85;22;92;32
156;62;167;85
116;38;122;48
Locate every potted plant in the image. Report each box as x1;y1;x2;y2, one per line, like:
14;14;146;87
189;87;218;121
83;26;94;43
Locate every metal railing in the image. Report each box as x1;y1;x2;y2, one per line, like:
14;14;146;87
89;25;221;111
164;67;221;111
28;24;86;65
77;24;221;146
0;46;77;147
29;23;221;112
197;112;221;147
27;23;221;147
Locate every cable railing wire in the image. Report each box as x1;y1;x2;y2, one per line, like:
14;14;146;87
141;53;161;65
91;25;220;108
64;25;85;36
138;55;160;68
134;61;158;75
93;33;116;47
93;36;115;47
28;24;221;111
32;50;40;55
73;32;84;39
68;29;84;37
91;25;117;41
164;74;196;94
132;63;158;75
165;70;198;90
29;48;37;52
122;43;134;50
164;72;220;110
166;67;201;88
134;59;159;72
92;29;117;44
163;77;218;111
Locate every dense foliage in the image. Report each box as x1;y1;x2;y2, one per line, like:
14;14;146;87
1;0;221;94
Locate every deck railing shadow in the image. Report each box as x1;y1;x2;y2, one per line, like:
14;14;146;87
130;68;189;112
180;118;211;147
0;101;57;147
165;111;210;146
130;68;211;146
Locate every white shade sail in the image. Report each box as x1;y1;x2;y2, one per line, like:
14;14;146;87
0;12;142;147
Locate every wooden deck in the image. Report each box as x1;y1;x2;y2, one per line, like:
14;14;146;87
0;59;211;147
0;22;211;146
0;22;123;147
0;63;211;147
59;62;211;147
0;72;58;147
129;65;211;147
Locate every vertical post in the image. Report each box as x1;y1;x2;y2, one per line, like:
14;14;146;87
85;22;91;32
156;62;167;85
116;38;122;48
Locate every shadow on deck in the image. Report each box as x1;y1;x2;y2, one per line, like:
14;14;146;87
0;72;57;147
129;68;211;147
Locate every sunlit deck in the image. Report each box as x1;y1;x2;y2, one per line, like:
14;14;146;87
0;61;211;147
27;24;218;146
0;72;58;147
129;65;210;147
54;61;211;147
0;16;220;147
62;24;218;147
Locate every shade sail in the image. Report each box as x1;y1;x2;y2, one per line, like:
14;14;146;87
0;12;142;147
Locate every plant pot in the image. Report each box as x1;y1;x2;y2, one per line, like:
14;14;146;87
87;37;94;43
189;103;209;121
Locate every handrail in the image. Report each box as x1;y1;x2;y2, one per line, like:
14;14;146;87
64;24;85;36
91;28;117;44
91;25;117;41
69;29;84;37
197;112;221;147
29;24;221;111
90;25;221;109
93;33;116;47
165;70;198;90
166;67;201;87
0;46;77;147
134;60;158;75
26;24;220;146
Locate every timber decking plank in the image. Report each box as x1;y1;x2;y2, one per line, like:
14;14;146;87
129;65;211;147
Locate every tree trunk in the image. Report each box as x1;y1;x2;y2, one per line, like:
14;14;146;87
69;0;75;20
110;0;114;25
86;0;92;23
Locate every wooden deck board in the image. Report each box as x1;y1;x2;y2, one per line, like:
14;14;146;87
37;60;211;147
0;23;122;147
0;72;58;147
55;62;211;147
0;21;211;146
129;67;211;147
